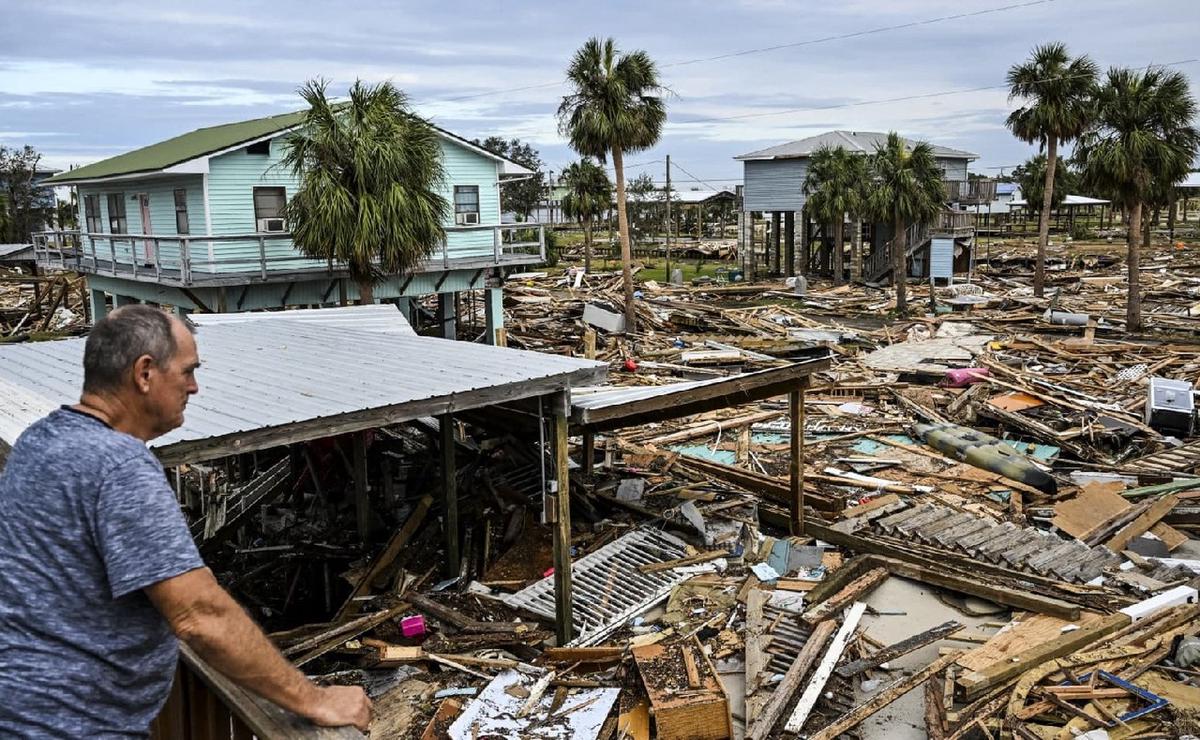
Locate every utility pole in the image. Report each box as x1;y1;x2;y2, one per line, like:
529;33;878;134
664;155;672;283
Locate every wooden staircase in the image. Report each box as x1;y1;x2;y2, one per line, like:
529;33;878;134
864;222;931;284
864;210;975;284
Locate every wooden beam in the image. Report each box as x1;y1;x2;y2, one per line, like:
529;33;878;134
748;619;836;740
551;396;574;645
956;612;1130;699
1105;494;1179;551
582;431;595;476
808;651;964;740
836;620;963;678
439;415;458;579
783;601;867;734
334;494;433;621
790;385;804;535
744;587;769;721
352;431;370;542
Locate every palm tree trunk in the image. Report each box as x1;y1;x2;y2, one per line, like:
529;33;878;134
1142;208;1156;249
851;218;863;284
357;278;375;305
832;218;845;286
1127;201;1142;331
611;146;636;332
893;216;908;314
1035;135;1057;298
584;219;593;273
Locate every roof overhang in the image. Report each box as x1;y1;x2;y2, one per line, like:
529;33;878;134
570;353;832;433
0;313;607;467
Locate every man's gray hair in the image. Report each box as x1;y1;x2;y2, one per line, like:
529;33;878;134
83;305;192;394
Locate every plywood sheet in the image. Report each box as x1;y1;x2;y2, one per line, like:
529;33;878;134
1052;482;1130;540
955;612;1104;673
988;391;1045;412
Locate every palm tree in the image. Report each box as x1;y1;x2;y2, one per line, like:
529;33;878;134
1006;43;1098;298
804;145;865;285
558;38;666;330
281;79;447;304
559;159;612;273
1013;153;1076;221
865;133;945;314
1077;67;1199;331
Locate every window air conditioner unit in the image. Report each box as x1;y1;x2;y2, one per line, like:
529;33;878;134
258;217;287;232
456;212;480;226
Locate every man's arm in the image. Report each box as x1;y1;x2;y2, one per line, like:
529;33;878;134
145;567;371;732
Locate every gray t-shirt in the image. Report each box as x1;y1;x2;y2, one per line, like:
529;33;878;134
0;407;205;738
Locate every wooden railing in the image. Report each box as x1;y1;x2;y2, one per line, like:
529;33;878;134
31;224;546;286
152;645;362;740
944;179;997;204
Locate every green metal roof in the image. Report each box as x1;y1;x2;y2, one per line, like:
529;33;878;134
45;110;309;185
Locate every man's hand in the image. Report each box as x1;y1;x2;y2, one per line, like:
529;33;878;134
305;686;372;732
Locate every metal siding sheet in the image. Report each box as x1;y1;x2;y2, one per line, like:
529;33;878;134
742;159;807;213
930;237;954;279
0;319;606;455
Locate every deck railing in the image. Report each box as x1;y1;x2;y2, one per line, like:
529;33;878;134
944;179;997;205
32;223;546;286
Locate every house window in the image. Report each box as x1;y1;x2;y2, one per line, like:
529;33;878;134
454;185;480;225
173;189;190;234
106;193;127;234
84;194;102;233
246;139;271;155
253;186;287;231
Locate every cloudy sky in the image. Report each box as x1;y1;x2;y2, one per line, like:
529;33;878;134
3;0;1197;192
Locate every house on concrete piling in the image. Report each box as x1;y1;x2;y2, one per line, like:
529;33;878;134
735;130;995;284
36;110;543;343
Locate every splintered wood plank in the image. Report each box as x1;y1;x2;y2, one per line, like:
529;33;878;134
956;613;1130;699
836;620;963;678
783;601;867;734
616;699;650;740
335;494;433;621
743;587;769;720
1105;495;1180;551
801;567;888;624
808;651;964;740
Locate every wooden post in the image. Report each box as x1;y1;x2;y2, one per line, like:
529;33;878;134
551;394;574;644
784;211;795;277
352;431;370;542
790;381;806;536
439;414;459;578
771;212;782;275
582;431;595;475
583;328;596;359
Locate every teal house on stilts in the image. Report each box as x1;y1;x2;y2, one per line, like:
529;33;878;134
36;109;543;343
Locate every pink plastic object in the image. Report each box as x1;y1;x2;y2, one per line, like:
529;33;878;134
944;367;989;387
401;615;426;638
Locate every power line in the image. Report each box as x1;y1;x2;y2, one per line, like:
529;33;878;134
669;58;1200;126
415;0;1055;107
668;160;726;192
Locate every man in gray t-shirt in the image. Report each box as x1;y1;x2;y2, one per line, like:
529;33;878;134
0;305;370;737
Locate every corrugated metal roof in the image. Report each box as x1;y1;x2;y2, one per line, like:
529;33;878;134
0;244;35;260
188;304;416;336
0;320;606;462
735;130;978;161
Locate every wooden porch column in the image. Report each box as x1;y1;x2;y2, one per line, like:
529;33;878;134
437;292;457;340
789;380;808;536
771;212;782;275
582;430;595;476
550;393;574;644
439;414;459;578
799;206;809;276
784;212;796;278
89;288;109;322
352;431;370;542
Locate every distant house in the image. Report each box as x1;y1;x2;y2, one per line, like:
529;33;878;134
734;130;986;283
38;110;540;343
